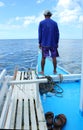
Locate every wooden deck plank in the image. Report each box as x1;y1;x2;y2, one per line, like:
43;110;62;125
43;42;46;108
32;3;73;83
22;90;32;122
16;99;22;129
16;71;21;80
10;71;21;125
30;98;37;130
10;98;17;129
12;71;21;98
21;71;24;80
24;99;29;130
39;122;48;130
15;71;24;99
36;96;46;122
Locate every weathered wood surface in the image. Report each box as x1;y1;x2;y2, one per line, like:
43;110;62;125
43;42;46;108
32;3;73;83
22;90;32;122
0;70;47;130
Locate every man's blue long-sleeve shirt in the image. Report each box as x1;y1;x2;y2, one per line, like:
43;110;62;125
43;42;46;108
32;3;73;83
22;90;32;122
38;18;59;48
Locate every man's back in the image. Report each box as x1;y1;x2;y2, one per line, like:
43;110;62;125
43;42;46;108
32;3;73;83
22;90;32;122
39;18;59;47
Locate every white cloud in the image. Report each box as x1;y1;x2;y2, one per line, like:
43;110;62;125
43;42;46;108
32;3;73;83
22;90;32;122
79;16;83;23
7;16;35;27
7;12;44;29
23;16;36;26
3;16;37;30
53;0;83;24
0;1;5;7
35;12;44;23
57;0;73;9
59;9;78;23
36;0;44;4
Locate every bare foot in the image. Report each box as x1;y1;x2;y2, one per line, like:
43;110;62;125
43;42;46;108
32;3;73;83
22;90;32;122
39;71;44;75
53;71;57;74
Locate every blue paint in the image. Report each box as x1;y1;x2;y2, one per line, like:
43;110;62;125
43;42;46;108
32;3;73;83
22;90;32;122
38;52;83;130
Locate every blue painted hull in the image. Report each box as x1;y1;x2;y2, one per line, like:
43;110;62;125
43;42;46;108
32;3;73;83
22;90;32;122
38;52;83;130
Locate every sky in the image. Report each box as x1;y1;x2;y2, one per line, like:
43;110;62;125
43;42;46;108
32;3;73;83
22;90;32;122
0;0;83;39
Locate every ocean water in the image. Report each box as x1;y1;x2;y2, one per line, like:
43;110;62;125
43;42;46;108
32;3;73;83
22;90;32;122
0;39;82;75
58;39;82;74
0;39;38;75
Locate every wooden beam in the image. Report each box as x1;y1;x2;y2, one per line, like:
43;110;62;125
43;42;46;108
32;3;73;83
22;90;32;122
38;74;81;82
9;78;48;85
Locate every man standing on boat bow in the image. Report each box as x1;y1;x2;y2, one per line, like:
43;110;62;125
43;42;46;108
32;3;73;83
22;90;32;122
38;10;59;75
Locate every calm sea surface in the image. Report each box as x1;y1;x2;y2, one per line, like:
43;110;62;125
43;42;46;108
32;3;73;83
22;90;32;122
0;39;82;75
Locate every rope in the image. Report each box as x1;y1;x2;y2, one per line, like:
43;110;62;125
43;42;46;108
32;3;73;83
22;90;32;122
39;75;64;97
54;83;63;97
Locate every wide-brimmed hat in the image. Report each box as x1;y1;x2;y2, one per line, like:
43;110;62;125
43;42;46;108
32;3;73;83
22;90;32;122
44;10;52;16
